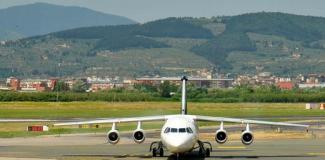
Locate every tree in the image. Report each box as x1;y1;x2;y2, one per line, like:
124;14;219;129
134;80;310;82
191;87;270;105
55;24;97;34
53;81;69;92
72;80;89;93
134;84;158;93
159;81;172;98
158;81;178;98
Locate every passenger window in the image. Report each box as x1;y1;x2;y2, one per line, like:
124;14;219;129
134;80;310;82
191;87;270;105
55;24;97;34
179;128;186;133
164;127;170;133
186;127;193;133
171;128;177;133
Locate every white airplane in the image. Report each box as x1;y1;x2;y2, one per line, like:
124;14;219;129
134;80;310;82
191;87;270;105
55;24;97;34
54;76;309;158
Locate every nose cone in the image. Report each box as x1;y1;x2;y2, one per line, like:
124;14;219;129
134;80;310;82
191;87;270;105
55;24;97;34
169;139;186;148
164;135;195;153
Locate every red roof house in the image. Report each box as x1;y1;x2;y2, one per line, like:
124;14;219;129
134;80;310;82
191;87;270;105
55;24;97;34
277;82;295;90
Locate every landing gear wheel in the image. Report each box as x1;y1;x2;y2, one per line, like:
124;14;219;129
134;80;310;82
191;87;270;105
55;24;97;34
159;148;164;157
152;148;157;157
205;148;211;157
199;148;205;158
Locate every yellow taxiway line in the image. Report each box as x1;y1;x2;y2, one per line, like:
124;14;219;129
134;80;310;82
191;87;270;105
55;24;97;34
307;153;325;156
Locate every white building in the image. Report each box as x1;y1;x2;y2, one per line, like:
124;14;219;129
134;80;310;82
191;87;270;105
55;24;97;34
299;83;325;88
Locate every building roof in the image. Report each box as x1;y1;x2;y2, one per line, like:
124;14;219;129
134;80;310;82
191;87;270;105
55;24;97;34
277;82;294;90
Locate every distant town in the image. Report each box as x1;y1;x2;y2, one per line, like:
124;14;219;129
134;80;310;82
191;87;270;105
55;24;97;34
0;71;324;92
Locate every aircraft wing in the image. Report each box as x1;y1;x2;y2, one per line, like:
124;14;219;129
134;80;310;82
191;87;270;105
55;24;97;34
54;114;308;128
54;115;168;126
194;115;309;128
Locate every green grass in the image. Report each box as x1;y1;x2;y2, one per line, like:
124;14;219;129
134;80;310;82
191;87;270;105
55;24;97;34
0;102;323;119
0;102;322;138
0;122;165;138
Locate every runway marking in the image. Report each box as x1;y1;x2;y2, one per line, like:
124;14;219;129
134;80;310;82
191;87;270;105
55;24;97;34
217;146;246;149
307;153;325;156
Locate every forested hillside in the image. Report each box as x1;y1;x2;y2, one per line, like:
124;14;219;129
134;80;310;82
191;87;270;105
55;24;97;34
225;12;325;42
1;12;325;78
53;18;214;51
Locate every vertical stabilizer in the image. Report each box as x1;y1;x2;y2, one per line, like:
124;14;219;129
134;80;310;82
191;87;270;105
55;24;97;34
181;76;188;115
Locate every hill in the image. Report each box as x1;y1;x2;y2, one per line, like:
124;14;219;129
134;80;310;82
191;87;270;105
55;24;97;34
0;12;325;78
0;3;136;40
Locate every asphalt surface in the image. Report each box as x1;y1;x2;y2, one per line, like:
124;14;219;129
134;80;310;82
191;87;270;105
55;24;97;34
0;131;325;160
0;119;325;160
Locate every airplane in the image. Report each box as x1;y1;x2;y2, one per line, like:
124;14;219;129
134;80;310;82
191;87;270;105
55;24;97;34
54;76;309;158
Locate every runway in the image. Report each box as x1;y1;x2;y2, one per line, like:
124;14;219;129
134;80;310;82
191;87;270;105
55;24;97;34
0;132;325;160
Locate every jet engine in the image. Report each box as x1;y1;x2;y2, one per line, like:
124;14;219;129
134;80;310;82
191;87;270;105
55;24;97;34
215;122;228;144
241;124;254;145
133;121;145;144
133;129;145;144
215;129;228;144
107;130;120;144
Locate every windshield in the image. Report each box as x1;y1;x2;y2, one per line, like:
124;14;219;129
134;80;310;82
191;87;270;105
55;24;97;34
164;127;193;134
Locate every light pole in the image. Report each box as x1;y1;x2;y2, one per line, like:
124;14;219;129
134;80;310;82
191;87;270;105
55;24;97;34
56;62;61;102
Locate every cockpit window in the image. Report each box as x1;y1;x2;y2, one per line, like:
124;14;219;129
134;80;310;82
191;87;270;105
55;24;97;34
164;127;170;133
179;128;186;133
165;127;193;134
186;127;193;133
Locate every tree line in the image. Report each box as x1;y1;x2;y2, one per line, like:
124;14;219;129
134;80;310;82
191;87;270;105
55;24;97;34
0;82;324;103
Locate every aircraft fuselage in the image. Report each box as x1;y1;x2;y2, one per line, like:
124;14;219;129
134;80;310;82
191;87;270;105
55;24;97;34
161;115;198;153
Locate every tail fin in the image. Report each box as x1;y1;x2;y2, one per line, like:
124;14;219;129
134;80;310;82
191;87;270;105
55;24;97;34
181;76;188;115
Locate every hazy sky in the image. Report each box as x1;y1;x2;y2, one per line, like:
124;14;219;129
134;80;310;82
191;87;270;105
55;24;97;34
1;0;325;22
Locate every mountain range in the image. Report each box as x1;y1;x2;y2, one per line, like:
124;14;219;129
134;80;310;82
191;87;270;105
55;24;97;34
0;3;136;40
0;7;325;78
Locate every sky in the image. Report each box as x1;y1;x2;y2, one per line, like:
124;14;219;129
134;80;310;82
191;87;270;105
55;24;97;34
1;0;325;23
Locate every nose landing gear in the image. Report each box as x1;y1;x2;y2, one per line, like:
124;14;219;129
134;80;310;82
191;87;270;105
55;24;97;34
150;140;212;158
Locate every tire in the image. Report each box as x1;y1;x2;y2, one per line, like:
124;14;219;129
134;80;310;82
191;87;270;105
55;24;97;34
152;148;157;157
199;148;205;158
205;148;211;157
159;148;164;157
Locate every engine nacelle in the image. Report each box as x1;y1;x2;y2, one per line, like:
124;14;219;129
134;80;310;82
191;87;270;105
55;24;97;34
215;129;228;144
133;129;145;144
241;131;254;145
107;130;120;144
